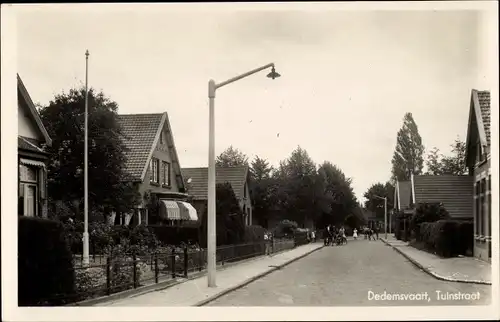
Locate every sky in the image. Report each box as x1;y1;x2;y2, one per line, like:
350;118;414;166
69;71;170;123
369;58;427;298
14;3;494;202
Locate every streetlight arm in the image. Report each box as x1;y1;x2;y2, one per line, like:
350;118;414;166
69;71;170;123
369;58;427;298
215;63;275;90
373;195;386;200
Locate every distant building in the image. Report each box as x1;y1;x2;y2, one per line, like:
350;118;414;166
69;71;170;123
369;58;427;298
181;166;253;226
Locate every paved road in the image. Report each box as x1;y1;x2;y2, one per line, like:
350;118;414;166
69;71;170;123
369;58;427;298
207;238;491;306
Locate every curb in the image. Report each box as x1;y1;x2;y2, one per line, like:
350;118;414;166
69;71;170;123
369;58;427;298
194;245;325;307
380;239;492;285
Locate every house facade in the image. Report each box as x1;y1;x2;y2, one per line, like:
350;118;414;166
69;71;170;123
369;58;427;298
17;74;52;218
117;112;197;226
465;89;491;261
181;166;253;226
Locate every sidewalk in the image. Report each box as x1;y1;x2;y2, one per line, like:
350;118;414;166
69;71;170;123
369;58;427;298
97;243;324;306
381;235;491;285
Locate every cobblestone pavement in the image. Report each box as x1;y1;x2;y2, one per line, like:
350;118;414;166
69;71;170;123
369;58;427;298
207;239;491;306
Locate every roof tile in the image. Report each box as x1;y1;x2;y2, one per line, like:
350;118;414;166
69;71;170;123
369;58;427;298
118;113;163;181
181;166;249;200
414;175;473;219
477;91;490;145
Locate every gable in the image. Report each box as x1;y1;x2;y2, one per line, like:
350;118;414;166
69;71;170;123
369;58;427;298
18;98;42;140
118;112;184;190
152;114;185;190
17;74;52;146
396;181;412;210
465;90;490;165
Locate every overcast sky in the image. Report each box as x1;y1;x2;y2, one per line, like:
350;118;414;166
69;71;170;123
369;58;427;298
15;3;493;201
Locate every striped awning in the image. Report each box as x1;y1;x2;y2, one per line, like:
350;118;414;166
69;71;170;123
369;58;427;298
20;158;45;168
159;199;181;220
177;201;198;221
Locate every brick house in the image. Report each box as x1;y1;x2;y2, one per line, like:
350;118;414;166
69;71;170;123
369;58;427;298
464;89;491;261
181;166;253;226
17;74;52;218
117;112;197;226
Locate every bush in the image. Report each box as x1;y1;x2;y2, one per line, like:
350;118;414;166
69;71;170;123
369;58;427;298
293;230;309;246
411;203;450;239
272;219;298;238
456;221;473;256
432;220;458;257
18;217;76;306
243;225;266;255
150;225;199;246
418;220;473;258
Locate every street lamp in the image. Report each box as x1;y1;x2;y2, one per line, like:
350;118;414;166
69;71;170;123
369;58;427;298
82;50;90;266
207;63;280;287
373;194;387;239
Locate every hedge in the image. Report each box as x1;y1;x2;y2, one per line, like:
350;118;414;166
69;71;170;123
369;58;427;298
149;225;199;246
418;220;473;258
18;217;76;306
243;225;266;255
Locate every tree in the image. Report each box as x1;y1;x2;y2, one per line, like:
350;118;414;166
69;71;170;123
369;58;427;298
250;155;273;181
425;137;467;175
279;146;319;227
318;161;357;227
391;113;425;181
425;147;442;175
363;182;395;221
216;146;249;167
249;156;275;227
199;182;245;246
39;87;141;220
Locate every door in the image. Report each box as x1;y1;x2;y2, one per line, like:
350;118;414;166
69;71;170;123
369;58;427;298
24;184;37;217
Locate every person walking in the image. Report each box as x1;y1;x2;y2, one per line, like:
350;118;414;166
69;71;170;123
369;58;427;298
264;232;270;255
353;228;358;240
374;225;379;240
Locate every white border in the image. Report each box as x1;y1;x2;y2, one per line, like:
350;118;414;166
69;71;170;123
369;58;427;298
2;1;499;321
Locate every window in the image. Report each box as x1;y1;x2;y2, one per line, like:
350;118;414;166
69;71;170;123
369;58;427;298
19;164;39;217
150;158;159;184
475;182;480;235
162;161;171;186
160;132;163;145
244;184;247;198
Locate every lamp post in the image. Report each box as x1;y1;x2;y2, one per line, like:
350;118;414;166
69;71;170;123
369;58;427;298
207;63;280;287
82;50;90;266
374;194;387;239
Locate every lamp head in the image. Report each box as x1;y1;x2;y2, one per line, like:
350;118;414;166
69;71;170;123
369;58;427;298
267;66;281;80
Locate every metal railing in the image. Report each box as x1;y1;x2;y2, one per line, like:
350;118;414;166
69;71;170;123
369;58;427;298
36;237;305;306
